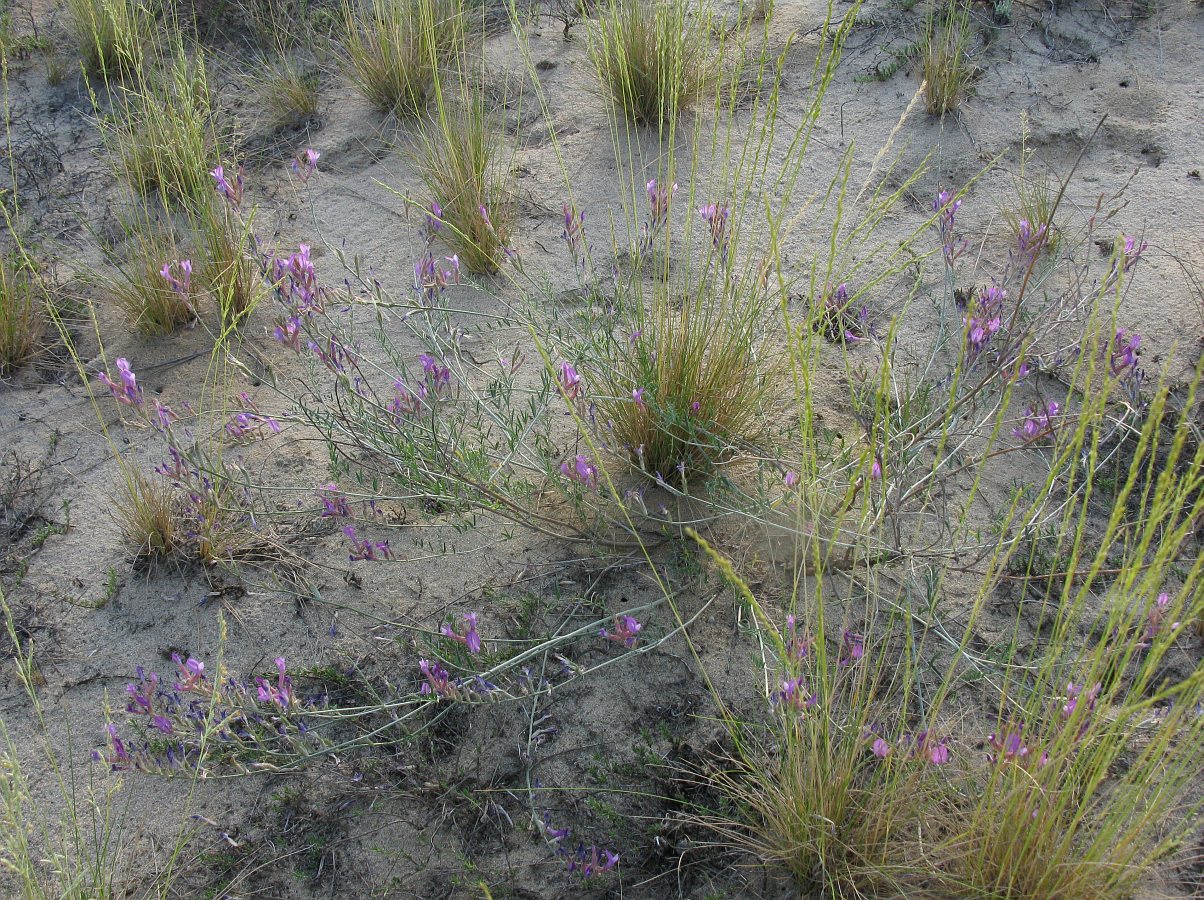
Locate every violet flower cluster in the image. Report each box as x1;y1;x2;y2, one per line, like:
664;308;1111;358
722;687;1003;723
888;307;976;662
639;178;676;252
159;259;195;315
97;357;263;558
934;189;969;267
289;148;320;183
599;613;642;648
417;658;498;701
96;654;324;776
699;201;730;265
541;812;620;879
867;727;951;765
963;283;1005;360
343;524;391;561
817;282;872;343
442;612;483;654
1012;400;1058;443
562;202;588;273
560;454;599;491
387;353;455;421
211;164;245;207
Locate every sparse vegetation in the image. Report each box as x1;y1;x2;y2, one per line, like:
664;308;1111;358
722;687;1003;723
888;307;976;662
0;0;1201;897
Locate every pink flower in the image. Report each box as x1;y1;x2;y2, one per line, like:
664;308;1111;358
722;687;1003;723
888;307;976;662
557;361;582;399
600;614;642;648
560;454;599;490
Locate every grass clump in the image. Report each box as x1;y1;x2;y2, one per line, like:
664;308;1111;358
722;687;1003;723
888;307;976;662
590;0;712;126
340;0;466;117
413;87;514;274
597;277;773;483
100;44;221;206
64;0;153;76
920;0;973;115
254;54;321;125
105;216;198;335
0;254;47;376
193;192;264;331
113;467;181;559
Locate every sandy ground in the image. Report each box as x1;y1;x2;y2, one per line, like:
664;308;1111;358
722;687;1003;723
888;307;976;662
1;0;1202;897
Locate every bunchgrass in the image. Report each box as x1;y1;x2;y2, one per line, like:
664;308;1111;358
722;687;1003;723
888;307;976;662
340;0;466;117
112;466;180;559
0;590;127;900
589;0;713;126
1002;117;1061;258
192;192;264;331
64;0;152;76
99;42;221;206
253;53;320;125
412;83;514;274
920;0;973;116
104;215;198;335
0;252;46;376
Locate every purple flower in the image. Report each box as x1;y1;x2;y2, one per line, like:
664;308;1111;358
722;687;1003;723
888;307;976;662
565;844;620;878
557;361;583;399
160;259;193;297
1109;328;1141;377
785;614;812;660
784;470;799;489
1012;401;1059;442
560;454;599;491
647;179;676;228
1016;219;1049;257
344;525;391;561
317;483;353;519
418;353;452;392
772;676;818;711
934;189;968;266
211;164;244;206
1137;591;1178;648
418;659;455;698
632;386;647;410
870;455;883;481
562;202;587;270
872;738;892;758
171;654;207;693
964;284;1005;359
600;614;642;648
414;251;461;305
987;727;1045;767
270;244;324;315
255;657;294;708
910;730;951;765
1115;234;1147;274
699;202;731;262
839;630;864;666
442;612;483;654
289;148;320;183
96;357;143;407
